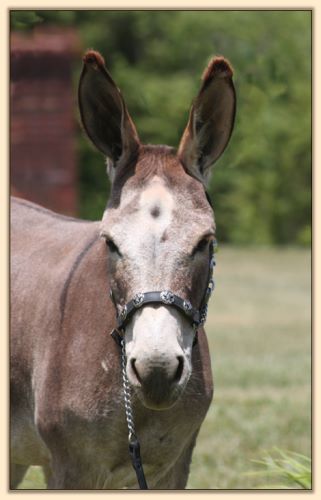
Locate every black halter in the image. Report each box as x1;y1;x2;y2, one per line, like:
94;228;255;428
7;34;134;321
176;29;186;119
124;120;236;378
110;239;217;347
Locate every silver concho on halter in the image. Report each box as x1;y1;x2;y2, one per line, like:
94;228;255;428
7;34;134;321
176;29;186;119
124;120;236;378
199;303;208;326
183;300;193;314
207;278;215;296
160;290;175;305
119;305;128;322
133;292;144;308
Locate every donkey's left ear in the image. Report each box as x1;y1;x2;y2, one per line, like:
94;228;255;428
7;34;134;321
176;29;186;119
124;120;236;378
78;50;140;165
178;57;236;183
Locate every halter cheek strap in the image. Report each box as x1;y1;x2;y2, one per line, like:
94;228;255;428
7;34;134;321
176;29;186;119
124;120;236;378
110;240;217;347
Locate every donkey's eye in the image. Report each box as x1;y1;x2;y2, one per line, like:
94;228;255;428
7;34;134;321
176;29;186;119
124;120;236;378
192;238;209;256
105;238;122;256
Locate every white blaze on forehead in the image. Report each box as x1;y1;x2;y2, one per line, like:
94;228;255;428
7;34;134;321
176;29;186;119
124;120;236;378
100;175;176;290
101;175;174;235
110;176;175;249
125;176;175;289
138;176;174;230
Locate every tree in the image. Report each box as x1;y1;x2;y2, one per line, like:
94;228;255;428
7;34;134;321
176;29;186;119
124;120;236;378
10;10;311;244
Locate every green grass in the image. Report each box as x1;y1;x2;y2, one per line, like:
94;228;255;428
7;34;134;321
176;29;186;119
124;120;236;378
17;246;311;490
246;448;311;489
17;466;46;489
187;246;311;489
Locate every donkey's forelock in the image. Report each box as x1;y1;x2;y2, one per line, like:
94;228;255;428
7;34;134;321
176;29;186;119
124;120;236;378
108;144;211;212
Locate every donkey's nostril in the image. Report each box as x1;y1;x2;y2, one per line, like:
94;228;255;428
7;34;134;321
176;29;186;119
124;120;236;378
174;356;184;383
130;358;142;384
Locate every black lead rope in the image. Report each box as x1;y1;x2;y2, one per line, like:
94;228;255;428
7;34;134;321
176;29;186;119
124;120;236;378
129;438;148;489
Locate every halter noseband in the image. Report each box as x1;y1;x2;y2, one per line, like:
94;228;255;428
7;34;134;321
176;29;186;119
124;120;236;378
110;239;217;347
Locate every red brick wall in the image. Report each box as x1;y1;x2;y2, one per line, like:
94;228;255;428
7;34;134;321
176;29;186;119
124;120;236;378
10;29;80;216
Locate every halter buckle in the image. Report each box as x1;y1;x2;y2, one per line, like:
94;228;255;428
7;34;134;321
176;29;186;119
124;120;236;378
110;328;124;347
119;305;128;322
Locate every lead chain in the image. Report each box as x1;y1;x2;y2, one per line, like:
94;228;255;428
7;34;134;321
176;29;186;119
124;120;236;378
120;339;149;489
120;338;136;441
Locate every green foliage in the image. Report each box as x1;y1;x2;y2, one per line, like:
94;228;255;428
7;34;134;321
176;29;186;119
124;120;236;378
247;448;312;489
10;10;43;30
10;10;311;244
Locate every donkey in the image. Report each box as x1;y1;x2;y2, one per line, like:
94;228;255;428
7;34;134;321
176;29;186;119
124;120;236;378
10;50;236;489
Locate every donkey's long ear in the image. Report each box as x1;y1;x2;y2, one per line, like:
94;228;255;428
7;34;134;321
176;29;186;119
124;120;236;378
178;57;236;183
78;50;140;164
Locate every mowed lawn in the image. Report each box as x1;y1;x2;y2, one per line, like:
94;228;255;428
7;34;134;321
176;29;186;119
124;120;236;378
187;246;311;489
18;247;311;490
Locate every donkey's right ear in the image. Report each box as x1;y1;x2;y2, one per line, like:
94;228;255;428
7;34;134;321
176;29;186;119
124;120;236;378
178;57;236;183
78;50;140;164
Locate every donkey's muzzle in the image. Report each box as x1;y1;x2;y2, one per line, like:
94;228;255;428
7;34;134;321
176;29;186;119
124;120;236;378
129;355;185;410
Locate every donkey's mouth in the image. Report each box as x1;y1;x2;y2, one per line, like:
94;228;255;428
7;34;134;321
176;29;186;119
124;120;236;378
128;361;190;410
133;382;186;411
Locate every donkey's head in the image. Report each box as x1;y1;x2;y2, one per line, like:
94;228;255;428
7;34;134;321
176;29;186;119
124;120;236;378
79;51;236;410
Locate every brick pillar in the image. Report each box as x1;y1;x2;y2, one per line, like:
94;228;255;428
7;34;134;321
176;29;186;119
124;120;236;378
10;29;80;216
